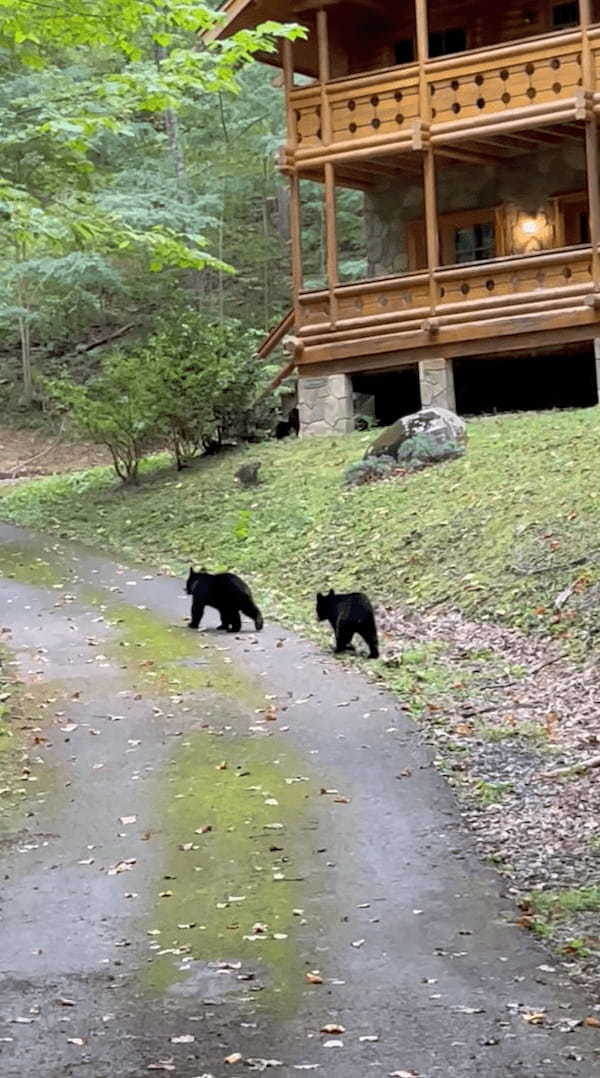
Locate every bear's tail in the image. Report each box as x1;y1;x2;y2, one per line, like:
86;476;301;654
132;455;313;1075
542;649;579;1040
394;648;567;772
254;610;264;631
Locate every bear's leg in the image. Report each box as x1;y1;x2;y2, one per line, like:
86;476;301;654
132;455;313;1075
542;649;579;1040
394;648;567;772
334;620;354;654
239;597;264;632
215;605;229;630
228;608;242;633
189;596;204;630
360;616;379;659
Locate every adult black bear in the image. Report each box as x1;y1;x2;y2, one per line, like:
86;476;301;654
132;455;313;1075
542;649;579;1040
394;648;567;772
186;568;264;632
316;589;379;659
275;406;300;440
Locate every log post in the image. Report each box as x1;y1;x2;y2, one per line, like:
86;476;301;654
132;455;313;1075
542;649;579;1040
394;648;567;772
415;0;439;315
580;0;600;289
317;8;337;324
289;172;303;324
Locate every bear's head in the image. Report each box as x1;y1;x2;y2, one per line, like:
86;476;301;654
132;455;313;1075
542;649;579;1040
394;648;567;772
316;588;335;621
185;566;208;594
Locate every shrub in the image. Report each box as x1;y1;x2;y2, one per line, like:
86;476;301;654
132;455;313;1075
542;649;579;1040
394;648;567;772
344;455;397;487
45;353;159;483
136;314;274;468
396;432;464;469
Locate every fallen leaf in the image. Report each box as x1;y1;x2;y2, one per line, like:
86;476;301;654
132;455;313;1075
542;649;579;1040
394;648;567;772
57;998;77;1007
147;1063;175;1072
522;1012;545;1025
159;890;173;898
216;761;228;771
179;843;194;852
119;815;137;825
225;1052;242;1064
584;1016;600;1027
67;1037;84;1046
306;972;323;984
107;859;136;875
359;1035;379;1042
320;1024;345;1034
322;1040;344;1048
351;939;365;948
194;825;212;835
389;1071;420;1077
171;1034;195;1043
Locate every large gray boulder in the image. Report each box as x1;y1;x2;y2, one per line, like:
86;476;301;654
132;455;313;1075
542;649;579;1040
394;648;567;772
365;406;466;466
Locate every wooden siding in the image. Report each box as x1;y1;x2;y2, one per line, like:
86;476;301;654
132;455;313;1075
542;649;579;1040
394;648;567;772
288;28;595;163
296;247;595;336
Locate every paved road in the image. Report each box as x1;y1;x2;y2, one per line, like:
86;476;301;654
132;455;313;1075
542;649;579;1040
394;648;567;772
0;522;598;1078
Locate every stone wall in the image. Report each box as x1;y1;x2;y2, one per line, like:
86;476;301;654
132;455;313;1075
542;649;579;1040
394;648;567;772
418;358;456;412
298;374;354;436
364;144;586;277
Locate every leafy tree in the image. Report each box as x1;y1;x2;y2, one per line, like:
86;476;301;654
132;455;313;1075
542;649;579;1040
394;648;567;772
0;2;306;401
137;313;271;467
46;353;159;483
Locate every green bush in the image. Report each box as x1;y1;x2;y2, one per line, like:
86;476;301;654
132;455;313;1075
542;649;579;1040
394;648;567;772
45;313;279;480
134;314;275;469
46;352;158;483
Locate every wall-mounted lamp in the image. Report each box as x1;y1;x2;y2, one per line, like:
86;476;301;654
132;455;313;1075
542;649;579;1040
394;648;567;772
510;207;554;254
521;217;539;236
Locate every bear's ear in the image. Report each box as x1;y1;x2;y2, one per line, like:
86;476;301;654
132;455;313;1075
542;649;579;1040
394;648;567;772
189;565;195;572
316;591;323;599
328;588;335;596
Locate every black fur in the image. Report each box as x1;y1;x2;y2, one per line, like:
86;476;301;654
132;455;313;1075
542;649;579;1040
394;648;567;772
275;406;300;440
316;588;379;659
186;568;263;632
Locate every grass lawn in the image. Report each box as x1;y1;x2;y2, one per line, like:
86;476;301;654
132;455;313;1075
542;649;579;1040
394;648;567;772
1;407;600;655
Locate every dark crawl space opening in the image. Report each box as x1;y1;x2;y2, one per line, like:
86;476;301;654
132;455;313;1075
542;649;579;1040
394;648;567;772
352;367;421;427
454;347;598;415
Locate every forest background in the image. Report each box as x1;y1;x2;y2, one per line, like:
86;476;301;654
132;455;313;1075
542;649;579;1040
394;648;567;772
0;0;366;418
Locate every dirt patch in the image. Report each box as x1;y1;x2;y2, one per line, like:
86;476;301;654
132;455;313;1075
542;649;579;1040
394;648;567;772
0;427;110;477
378;604;600;992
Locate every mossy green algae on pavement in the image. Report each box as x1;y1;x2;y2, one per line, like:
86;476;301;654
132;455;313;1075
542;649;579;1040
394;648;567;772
97;601;264;707
144;731;313;1010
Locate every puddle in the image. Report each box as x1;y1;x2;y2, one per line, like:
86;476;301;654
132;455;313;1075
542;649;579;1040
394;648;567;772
0;542;70;590
143;730;316;1013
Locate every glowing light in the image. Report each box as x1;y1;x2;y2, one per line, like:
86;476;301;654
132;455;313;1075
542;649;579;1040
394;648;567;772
521;217;539;235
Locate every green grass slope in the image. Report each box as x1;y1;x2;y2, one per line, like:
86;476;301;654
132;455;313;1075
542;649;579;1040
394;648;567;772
1;408;600;654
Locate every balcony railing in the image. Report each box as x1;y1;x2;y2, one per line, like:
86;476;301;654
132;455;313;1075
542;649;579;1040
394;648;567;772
289;27;599;163
296;247;595;339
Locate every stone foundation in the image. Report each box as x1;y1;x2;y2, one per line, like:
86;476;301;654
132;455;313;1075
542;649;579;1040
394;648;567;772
418;358;456;412
298;374;354;436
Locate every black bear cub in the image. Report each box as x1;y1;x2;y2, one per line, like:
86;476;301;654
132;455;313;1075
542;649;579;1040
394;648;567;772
316;589;379;659
186;568;263;632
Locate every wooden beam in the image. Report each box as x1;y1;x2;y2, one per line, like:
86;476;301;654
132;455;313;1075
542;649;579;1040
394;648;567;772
289;172;303;323
324;161;338;325
281;39;297;152
316;8;332;145
434;146;506;166
585;119;600;290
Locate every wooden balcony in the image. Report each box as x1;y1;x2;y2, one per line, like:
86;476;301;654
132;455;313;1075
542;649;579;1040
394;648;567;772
288;27;600;169
295;246;600;364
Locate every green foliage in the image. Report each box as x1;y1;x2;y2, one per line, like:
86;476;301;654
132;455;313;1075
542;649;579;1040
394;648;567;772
132;313;270;468
46;353;158;483
0;2;306;400
344;455;396;487
5;407;600;658
396;432;465;468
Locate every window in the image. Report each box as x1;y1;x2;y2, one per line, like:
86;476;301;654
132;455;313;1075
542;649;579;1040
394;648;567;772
559;195;590;246
552;1;578;28
453;222;495;263
408;208;501;270
428;27;467;58
394;38;415;65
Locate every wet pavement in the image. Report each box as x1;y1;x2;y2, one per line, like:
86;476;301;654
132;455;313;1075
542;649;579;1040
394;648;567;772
0;522;599;1078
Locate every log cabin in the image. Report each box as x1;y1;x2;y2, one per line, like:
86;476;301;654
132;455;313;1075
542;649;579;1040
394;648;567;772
208;0;600;432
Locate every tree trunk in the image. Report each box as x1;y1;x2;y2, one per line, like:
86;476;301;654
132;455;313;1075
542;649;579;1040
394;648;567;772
18;315;32;404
